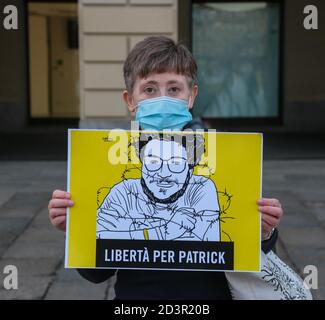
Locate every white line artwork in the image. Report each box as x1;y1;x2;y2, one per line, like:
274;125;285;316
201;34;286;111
96;132;231;242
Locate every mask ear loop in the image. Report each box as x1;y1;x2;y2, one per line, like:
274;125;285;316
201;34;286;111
188;96;193;110
133;98;142;116
132;98;140;124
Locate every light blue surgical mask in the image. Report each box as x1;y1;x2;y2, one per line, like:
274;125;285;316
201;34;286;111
135;96;193;131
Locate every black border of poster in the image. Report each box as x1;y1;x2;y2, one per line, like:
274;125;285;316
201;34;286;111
96;240;234;271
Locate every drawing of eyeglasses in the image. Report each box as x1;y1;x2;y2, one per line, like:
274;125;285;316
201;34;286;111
143;155;188;173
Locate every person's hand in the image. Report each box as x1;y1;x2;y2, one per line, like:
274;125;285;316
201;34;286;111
48;190;74;232
258;198;283;240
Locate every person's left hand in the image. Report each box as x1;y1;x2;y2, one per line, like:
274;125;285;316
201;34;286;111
258;198;283;240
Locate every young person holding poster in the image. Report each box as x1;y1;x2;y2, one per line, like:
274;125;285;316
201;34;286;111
48;36;283;299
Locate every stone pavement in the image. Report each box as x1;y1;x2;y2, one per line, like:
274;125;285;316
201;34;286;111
0;160;324;300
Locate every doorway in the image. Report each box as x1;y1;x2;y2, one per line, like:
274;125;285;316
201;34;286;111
28;1;79;119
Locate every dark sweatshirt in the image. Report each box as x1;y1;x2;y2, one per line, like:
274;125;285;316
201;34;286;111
78;230;277;300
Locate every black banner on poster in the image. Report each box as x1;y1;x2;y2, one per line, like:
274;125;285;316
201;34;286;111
96;239;234;271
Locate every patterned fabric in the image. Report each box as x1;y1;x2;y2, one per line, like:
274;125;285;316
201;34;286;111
261;251;312;300
225;250;313;300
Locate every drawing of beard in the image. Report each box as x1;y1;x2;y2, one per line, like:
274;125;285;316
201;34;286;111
141;169;192;204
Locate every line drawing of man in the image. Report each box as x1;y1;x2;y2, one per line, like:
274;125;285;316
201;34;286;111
96;132;221;241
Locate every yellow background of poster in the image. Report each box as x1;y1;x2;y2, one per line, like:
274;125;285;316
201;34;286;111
66;130;262;272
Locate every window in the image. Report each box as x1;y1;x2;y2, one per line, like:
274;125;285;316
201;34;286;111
192;1;282;120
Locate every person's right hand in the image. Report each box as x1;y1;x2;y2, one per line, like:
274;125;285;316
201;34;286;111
48;190;74;232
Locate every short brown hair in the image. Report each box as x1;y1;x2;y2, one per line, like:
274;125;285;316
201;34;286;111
123;36;198;93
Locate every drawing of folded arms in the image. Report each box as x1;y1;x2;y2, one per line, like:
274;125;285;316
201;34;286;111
97;204;164;240
164;207;220;241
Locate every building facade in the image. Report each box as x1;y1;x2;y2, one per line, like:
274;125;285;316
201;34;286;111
0;0;324;133
79;0;178;129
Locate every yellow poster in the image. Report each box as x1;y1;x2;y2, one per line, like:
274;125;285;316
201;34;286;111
65;129;263;272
